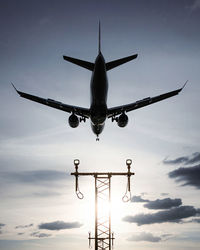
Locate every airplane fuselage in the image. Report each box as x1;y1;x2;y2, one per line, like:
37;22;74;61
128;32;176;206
13;23;184;141
90;52;108;137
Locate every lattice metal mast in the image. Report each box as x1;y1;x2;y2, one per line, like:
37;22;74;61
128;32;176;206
71;159;134;250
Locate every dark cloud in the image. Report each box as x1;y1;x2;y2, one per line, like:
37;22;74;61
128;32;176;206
131;195;149;203
0;170;67;186
191;218;200;223
163;156;188;165
17;232;24;235
132;195;182;210
127;232;162;242
186;218;200;223
15;223;33;229
31;231;51;238
168;164;200;189
123;206;200;226
39;221;82;231
187;153;200;165
144;198;182;210
163;152;200;165
0;223;5;229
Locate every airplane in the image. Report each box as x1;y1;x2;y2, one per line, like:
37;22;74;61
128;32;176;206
12;23;187;141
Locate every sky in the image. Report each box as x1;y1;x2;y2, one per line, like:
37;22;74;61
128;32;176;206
0;0;200;250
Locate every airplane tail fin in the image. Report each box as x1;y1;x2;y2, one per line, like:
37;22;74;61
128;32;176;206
63;55;94;71
106;54;138;71
98;21;101;53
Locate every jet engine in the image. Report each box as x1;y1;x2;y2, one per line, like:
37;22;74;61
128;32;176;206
68;114;79;128
117;113;128;127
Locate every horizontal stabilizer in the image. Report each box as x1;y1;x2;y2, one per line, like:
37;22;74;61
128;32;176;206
106;54;138;71
63;55;94;71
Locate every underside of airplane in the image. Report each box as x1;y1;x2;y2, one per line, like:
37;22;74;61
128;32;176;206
12;23;187;141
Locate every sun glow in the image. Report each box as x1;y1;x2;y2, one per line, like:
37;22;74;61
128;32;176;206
79;188;130;233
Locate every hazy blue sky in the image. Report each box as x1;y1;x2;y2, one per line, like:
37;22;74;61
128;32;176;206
0;1;200;250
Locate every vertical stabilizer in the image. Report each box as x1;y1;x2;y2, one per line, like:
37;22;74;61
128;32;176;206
98;21;101;53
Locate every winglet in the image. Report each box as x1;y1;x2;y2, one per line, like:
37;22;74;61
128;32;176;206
182;80;188;90
11;82;20;94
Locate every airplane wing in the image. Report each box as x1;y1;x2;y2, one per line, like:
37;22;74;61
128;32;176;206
107;82;187;118
12;84;90;118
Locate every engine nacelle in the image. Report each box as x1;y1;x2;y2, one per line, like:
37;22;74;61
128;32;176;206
117;113;128;127
68;114;79;128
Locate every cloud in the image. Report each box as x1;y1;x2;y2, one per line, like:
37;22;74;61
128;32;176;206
187;152;200;165
185;218;200;223
190;218;200;223
0;223;5;229
144;198;182;210
141;192;148;196
31;231;51;238
132;196;182;210
163;152;200;165
161;193;169;196
161;234;172;238
38;221;82;231
190;0;200;11
32;191;62;197
0;170;67;186
163;156;188;165
168;164;200;189
0;223;5;235
127;232;162;242
17;232;24;235
15;223;33;229
131;195;149;203
123;206;200;226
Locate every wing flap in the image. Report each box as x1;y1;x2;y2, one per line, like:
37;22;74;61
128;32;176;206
12;84;90;118
107;84;186;118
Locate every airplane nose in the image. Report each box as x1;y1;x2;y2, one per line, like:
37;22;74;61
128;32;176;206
91;115;106;125
90;107;107;125
91;123;105;136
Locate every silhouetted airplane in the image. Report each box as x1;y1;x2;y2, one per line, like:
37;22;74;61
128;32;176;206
12;23;187;141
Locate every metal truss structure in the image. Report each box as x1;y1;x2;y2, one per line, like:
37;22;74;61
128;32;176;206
71;159;134;250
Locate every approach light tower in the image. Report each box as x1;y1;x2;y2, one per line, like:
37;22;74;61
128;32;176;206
71;159;135;250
